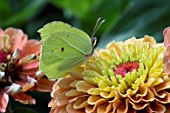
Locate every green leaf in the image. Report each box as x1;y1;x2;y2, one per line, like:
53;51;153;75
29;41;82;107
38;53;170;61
0;0;47;27
8;91;51;113
98;0;170;48
50;0;102;18
13;107;38;113
0;0;12;21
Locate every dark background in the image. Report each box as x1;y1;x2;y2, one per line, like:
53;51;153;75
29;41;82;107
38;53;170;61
1;0;170;112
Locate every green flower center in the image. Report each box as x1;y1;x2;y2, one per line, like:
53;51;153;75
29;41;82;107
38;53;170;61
114;61;139;77
84;41;166;96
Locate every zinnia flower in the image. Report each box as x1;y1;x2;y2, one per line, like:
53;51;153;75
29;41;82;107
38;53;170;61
163;27;170;74
0;27;54;112
49;35;170;113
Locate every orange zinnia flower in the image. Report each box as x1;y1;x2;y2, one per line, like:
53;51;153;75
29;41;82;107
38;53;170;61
49;36;170;113
0;28;54;112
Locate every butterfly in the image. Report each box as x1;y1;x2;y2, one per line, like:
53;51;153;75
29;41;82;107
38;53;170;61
38;18;105;79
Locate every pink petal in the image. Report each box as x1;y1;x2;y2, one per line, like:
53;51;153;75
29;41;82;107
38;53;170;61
163;27;170;47
19;68;38;75
163;44;170;74
19;40;41;59
0;28;5;37
5;27;28;52
21;61;39;70
0;29;5;49
0;91;9;112
165;64;170;74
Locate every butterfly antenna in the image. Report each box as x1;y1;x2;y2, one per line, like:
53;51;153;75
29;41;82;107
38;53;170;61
91;17;105;39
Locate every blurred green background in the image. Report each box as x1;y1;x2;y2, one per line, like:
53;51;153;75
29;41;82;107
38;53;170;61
1;0;170;113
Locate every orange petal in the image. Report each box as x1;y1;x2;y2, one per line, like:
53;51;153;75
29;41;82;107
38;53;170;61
148;101;166;113
50;106;67;113
52;89;66;98
143;35;156;46
129;95;142;103
155;81;170;92
73;96;88;109
165;104;170;113
0;91;8;112
142;89;154;102
117;99;129;112
151;87;166;98
58;77;76;89
76;81;95;93
97;103;112;113
37;78;55;92
155;92;170;104
86;95;106;112
56;92;71;106
69;68;83;79
112;99;122;112
65;89;85;97
66;103;85;113
48;99;57;108
12;92;35;104
129;100;149;110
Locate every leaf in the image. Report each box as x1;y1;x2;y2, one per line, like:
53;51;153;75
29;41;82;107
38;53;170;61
50;0;130;42
98;0;170;48
0;0;46;27
8;91;51;113
13;107;38;113
49;0;102;18
0;0;12;21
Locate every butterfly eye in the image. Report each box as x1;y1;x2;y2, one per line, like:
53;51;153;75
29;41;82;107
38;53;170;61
61;47;64;52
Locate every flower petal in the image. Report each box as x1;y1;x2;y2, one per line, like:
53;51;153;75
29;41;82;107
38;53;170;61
5;27;28;52
163;27;170;47
19;40;41;58
12;92;35;104
36;78;55;92
0;29;5;49
0;92;8;112
148;101;166;113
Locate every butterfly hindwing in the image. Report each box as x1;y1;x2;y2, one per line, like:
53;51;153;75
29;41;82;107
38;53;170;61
40;31;92;79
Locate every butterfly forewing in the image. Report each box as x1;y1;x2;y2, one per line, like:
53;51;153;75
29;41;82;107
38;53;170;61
40;31;92;79
38;21;90;42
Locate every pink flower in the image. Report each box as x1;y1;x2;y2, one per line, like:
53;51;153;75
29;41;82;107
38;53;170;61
0;27;54;112
163;27;170;74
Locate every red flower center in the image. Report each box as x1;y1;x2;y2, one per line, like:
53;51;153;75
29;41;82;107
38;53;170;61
0;49;21;91
0;49;9;63
114;61;139;77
